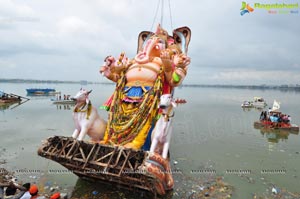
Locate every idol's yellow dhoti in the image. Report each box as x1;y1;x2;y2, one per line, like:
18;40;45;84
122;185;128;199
102;72;163;150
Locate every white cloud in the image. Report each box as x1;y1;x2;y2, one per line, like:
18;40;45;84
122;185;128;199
58;16;93;35
0;59;16;69
0;0;34;17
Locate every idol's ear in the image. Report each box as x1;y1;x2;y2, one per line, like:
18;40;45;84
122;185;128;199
137;31;154;53
173;27;192;54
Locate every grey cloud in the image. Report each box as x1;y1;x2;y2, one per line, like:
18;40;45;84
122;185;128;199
0;0;299;85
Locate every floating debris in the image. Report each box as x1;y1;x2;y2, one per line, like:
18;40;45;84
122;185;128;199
271;187;279;195
92;190;98;195
0;168;14;183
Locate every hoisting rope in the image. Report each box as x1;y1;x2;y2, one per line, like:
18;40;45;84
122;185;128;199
160;0;164;26
150;0;161;31
150;0;174;32
168;0;173;30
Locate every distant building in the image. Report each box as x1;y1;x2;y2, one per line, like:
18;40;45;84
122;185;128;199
279;84;288;88
80;80;88;85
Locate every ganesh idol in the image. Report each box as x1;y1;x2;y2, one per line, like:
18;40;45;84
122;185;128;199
99;24;191;150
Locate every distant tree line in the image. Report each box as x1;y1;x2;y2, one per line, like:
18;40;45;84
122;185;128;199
179;84;300;91
1;78;300;91
0;78;113;85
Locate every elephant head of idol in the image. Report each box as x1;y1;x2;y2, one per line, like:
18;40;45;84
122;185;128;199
135;25;192;64
135;24;169;64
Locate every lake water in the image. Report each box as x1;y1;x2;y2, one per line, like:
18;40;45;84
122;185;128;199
1;83;300;198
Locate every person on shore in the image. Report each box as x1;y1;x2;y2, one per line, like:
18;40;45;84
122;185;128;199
288;115;291;123
28;185;45;199
50;192;60;199
0;181;28;199
19;183;31;199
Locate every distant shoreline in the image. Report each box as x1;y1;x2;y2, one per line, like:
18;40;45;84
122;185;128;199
1;78;300;91
0;78;112;85
180;84;300;91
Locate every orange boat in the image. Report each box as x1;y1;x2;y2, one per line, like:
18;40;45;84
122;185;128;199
254;120;299;132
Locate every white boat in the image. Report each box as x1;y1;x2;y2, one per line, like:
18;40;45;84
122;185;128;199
241;101;253;108
252;97;267;108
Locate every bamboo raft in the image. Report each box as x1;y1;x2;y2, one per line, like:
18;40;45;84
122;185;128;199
37;136;158;194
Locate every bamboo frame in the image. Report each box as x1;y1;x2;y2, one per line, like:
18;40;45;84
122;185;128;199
37;136;157;193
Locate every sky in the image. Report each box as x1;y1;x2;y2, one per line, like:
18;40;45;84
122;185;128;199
0;0;299;85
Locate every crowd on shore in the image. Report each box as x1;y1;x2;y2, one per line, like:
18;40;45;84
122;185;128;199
0;180;62;199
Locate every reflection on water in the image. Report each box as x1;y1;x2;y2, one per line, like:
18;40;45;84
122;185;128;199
0;100;29;111
26;93;57;97
257;127;299;143
242;107;263;112
70;171;227;199
27;95;55;100
0;102;18;111
71;178;157;199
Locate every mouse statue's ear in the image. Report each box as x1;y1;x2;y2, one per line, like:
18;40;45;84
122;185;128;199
137;31;154;53
172;27;191;54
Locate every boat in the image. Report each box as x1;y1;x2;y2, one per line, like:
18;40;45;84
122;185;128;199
51;99;75;105
241;100;253;108
241;97;267;109
51;94;75;104
26;88;57;95
0;95;21;104
0;91;27;104
252;97;267;108
254;120;299;132
51;94;75;105
254;100;299;132
0;91;30;110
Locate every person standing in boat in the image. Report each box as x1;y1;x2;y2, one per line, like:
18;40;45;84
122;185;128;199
259;111;264;120
288;115;291;123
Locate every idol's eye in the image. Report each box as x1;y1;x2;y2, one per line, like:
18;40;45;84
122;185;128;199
172;50;177;55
